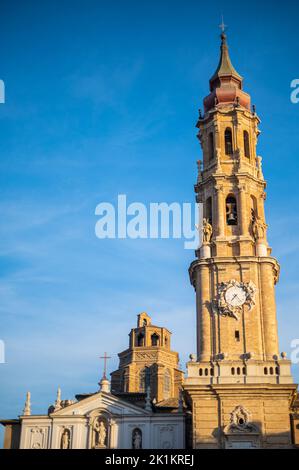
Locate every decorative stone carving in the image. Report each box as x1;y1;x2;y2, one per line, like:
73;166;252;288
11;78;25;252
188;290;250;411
136;352;158;360
30;427;47;449
202;218;213;244
217;279;257;320
224;406;259;434
160;425;174;449
272;263;280;284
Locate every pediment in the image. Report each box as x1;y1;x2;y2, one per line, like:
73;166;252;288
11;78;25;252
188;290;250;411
51;391;150;417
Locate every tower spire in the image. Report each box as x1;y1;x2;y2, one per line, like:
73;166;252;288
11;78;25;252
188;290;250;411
203;29;251;112
209;29;243;92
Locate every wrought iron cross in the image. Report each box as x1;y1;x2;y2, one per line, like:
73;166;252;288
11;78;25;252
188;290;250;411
100;352;111;378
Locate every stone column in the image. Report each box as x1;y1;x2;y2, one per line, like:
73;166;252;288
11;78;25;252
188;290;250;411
109;419;117;449
258;192;267;225
215;185;225;237
259;261;279;360
196;264;211;361
238;184;248;236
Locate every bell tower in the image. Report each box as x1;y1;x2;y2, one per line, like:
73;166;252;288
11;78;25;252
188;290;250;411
184;31;297;449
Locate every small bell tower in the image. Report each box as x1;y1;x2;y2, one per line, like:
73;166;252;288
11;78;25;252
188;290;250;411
111;313;184;403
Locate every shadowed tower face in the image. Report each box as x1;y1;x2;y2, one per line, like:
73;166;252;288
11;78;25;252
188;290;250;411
184;31;296;449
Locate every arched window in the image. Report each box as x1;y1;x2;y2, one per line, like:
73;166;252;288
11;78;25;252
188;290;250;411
139;367;150;392
226;195;238;225
151;333;160;347
205;197;212;225
264;367;268;375
225;128;233;155
199;368;203;376
132;428;142;449
231;367;235;375
243;130;250;158
164;369;171;399
208;132;214;160
137;333;144;347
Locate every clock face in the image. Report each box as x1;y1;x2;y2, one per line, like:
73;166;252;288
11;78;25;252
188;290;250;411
225;285;247;307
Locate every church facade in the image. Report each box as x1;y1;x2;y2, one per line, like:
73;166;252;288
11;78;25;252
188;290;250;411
1;32;299;449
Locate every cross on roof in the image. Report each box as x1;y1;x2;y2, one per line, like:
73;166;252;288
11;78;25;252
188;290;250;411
100;352;111;379
219;15;227;33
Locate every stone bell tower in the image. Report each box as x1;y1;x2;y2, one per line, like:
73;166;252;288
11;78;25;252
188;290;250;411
111;313;184;404
183;31;297;449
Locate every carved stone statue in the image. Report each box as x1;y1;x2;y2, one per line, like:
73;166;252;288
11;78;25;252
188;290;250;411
132;428;142;449
256;156;264;180
202;218;213;244
196;160;202;183
61;428;70;449
251;212;267;241
93;418;107;448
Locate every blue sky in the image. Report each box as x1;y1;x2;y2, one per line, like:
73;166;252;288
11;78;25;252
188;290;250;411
1;0;299;443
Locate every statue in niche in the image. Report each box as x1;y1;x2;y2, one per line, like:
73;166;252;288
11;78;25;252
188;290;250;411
202;218;213;244
93;417;107;448
60;428;70;449
132;428;142;449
